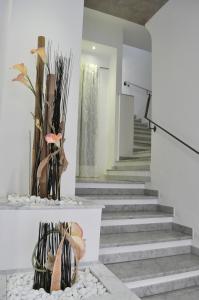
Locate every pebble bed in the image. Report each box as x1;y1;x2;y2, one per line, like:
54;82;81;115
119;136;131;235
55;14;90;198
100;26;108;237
6;194;83;207
7;268;109;300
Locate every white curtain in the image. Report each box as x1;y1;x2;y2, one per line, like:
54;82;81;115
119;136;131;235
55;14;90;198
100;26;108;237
76;63;99;178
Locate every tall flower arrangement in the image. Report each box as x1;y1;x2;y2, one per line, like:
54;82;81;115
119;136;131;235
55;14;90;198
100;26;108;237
12;36;72;199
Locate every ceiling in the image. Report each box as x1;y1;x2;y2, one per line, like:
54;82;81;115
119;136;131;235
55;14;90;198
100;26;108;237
84;0;169;25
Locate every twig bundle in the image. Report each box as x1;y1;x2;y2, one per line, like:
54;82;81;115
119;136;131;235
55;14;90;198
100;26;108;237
12;36;73;199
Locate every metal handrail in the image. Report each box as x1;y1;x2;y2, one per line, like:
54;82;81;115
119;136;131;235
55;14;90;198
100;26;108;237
124;81;152;93
144;93;199;155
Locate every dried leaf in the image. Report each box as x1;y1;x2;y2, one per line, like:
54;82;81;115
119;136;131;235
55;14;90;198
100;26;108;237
31;47;47;63
70;222;83;238
59;148;68;175
71;236;86;261
50;236;65;291
36;118;42;132
45;252;55;272
37;154;51;179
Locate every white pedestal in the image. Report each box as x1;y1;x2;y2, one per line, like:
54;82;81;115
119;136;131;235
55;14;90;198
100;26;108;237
0;199;103;270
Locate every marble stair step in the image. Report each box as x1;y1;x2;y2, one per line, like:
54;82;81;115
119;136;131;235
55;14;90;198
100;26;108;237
134;129;151;134
120;151;151;158
100;231;192;264
105;174;151;182
134;146;151;151
134;141;151;147
106;170;150;177
119;156;151;162
114;160;150;167
103;204;173;213
106;254;199;297
76;187;154;196
142;286;199;300
77;195;158;202
101;221;172;235
134;121;148;126
102;211;173;221
133;147;151;152
134;135;151;142
100;230;189;249
134;124;150;132
112;165;150;171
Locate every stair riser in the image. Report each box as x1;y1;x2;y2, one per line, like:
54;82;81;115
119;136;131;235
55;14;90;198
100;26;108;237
76;188;146;196
107;170;150;177
134;146;151;151
134;125;149;130
103;204;158;213
119;157;151;162
131;273;199;298
133;148;151;153
134;130;151;135
101;222;172;234
115;160;150;167
105;175;151;182
100;245;191;264
134;141;151;147
113;165;150;171
120;152;151;158
134;136;151;142
134;129;151;134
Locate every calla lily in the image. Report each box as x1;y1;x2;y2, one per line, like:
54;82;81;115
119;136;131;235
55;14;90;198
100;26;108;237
70;222;83;238
31;47;47;63
13;63;28;75
71;236;86;261
45;133;62;144
12;73;29;87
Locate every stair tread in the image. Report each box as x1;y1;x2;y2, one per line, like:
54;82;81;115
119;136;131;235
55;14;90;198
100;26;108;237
105;176;150;183
102;211;172;220
100;230;190;248
76;177;144;184
107;169;150;173
142;286;199;300
78;195;158;200
113;166;150;171
106;253;199;283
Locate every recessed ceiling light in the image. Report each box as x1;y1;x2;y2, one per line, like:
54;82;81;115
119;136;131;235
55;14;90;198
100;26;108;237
92;46;96;50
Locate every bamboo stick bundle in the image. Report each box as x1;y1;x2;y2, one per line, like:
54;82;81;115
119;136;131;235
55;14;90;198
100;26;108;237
31;36;45;196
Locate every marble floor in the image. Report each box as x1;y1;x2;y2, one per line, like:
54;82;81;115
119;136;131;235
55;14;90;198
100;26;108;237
142;286;199;300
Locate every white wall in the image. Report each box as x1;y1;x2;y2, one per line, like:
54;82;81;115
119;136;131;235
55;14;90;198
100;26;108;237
122;45;152;121
0;0;84;197
0;0;11;112
83;8;151;93
119;94;134;157
146;0;199;246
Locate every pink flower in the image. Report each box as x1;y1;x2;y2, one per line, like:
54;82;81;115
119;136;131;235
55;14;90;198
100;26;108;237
12;73;29;87
12;63;28;75
45;133;62;145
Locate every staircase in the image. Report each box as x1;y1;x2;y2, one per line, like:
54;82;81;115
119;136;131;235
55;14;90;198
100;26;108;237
75;118;199;299
133;118;151;153
106;117;151;182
